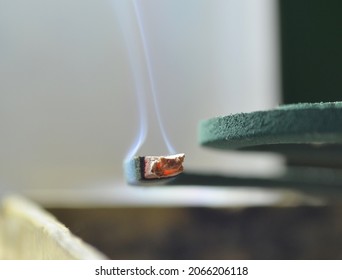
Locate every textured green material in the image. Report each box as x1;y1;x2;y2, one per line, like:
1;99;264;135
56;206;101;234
124;157;143;185
199;102;342;153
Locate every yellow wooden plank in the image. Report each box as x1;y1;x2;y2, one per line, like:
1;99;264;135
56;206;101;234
0;195;106;260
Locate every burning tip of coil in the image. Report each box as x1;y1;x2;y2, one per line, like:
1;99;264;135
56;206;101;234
124;153;185;185
144;153;185;179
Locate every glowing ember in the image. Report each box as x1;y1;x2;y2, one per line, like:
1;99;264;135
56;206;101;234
144;153;185;179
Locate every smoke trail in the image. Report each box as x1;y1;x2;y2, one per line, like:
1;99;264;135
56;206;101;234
112;0;176;162
132;0;176;155
111;1;148;162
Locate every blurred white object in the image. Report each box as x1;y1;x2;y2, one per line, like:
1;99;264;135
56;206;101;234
0;0;281;199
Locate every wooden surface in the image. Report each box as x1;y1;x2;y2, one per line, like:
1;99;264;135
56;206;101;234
2;195;342;259
0;196;106;260
49;206;342;259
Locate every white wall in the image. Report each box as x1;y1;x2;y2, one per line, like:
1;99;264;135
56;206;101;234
0;0;280;192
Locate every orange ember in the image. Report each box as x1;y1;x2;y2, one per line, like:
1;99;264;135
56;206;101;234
144;154;185;179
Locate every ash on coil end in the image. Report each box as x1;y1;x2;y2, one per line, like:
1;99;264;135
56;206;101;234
124;153;185;186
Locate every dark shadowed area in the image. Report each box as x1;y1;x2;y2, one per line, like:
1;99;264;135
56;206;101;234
48;206;342;259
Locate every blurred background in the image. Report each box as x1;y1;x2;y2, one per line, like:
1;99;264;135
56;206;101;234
0;0;341;259
0;0;281;196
